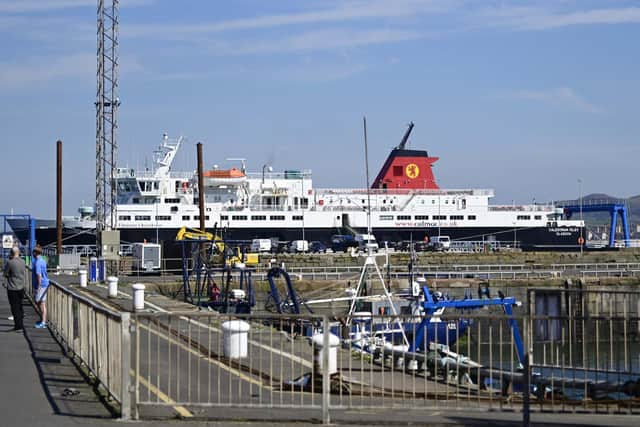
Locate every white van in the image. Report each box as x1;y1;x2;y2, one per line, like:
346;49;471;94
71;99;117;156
355;233;379;252
430;235;451;251
250;238;272;253
289;240;309;253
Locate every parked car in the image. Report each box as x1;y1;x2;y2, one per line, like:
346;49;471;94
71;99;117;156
354;233;379;252
429;235;451;252
309;241;327;253
330;234;358;253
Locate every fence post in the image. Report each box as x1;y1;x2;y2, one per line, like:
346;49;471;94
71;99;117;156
322;315;331;425
120;312;131;421
522;351;530;427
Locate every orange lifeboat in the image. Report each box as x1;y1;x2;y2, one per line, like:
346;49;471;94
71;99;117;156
203;168;246;187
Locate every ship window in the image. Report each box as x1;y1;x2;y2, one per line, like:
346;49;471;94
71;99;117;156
467;215;476;220
397;215;411;220
393;166;403;177
535;215;542;220
517;215;531;220
292;215;303;221
380;215;393;220
450;215;464;220
270;215;285;220
165;198;180;203
251;215;266;221
206;207;211;212
193;198;199;205
118;215;131;221
301;198;309;209
445;199;449;204
155;215;171;221
170;206;178;213
220;215;228;220
132;198;140;204
135;215;151;221
415;215;429;220
182;215;190;220
153;182;159;190
433;215;446;220
232;215;247;220
195;215;210;220
432;199;435;204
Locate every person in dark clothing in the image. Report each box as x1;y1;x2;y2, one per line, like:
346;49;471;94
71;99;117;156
3;246;26;331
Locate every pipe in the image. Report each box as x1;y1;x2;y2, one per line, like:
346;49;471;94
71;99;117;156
56;139;63;255
197;142;205;232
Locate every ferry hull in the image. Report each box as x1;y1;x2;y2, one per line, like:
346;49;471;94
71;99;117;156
10;221;584;253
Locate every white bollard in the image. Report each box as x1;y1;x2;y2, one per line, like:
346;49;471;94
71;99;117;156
132;283;146;311
222;320;251;359
79;270;87;288
107;276;118;298
312;333;340;375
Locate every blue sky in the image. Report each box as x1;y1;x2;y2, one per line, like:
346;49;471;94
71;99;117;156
1;0;639;218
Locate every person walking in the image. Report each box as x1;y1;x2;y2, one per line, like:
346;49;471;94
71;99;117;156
3;246;26;331
32;245;49;328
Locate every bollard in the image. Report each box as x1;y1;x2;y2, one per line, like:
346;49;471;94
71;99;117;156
79;270;87;288
107;276;118;298
312;333;340;375
132;283;145;311
89;257;98;283
222;320;250;359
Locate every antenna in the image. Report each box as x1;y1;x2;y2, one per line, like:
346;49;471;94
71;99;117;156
344;117;409;348
363;117;372;244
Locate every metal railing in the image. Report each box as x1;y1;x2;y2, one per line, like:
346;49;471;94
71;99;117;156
37;277;131;419
39;277;640;424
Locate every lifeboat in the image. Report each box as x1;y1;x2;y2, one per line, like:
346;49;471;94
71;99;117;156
203;168;246;187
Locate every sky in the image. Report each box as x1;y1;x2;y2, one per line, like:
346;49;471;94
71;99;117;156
0;0;639;219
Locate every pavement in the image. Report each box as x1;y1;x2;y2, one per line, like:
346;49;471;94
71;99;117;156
2;284;640;427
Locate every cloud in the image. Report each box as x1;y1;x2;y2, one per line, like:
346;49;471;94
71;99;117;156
510;87;603;114
0;53;95;92
125;0;451;37
479;5;640;31
0;0;154;14
221;28;423;55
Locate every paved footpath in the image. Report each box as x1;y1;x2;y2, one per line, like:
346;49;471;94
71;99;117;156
1;288;638;427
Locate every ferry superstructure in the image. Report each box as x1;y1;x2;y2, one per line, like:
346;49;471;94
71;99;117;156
9;127;584;251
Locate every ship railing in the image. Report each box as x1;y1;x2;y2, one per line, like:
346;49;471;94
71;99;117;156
488;204;554;212
315;188;494;196
35;276;640;422
116;170;194;180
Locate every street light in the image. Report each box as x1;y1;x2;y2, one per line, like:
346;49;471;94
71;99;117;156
262;164;272;185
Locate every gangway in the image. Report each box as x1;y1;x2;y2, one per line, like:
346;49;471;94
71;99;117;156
559;200;631;248
1;214;35;263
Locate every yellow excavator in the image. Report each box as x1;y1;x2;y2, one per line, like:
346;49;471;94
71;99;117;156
175;226;258;267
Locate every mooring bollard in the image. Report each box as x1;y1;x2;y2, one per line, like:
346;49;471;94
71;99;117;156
312;333;340;375
107;276;118;298
222;320;251;359
132;283;145;311
79;270;87;288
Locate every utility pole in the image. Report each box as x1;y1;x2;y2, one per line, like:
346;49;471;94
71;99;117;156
579;179;583;255
96;0;121;270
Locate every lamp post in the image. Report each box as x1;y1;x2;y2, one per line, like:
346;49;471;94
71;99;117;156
261;164;272;185
579;178;583;255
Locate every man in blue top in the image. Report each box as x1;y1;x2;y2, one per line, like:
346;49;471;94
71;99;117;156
32;244;49;328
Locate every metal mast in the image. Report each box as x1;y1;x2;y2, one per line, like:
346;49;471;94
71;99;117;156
96;0;120;243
